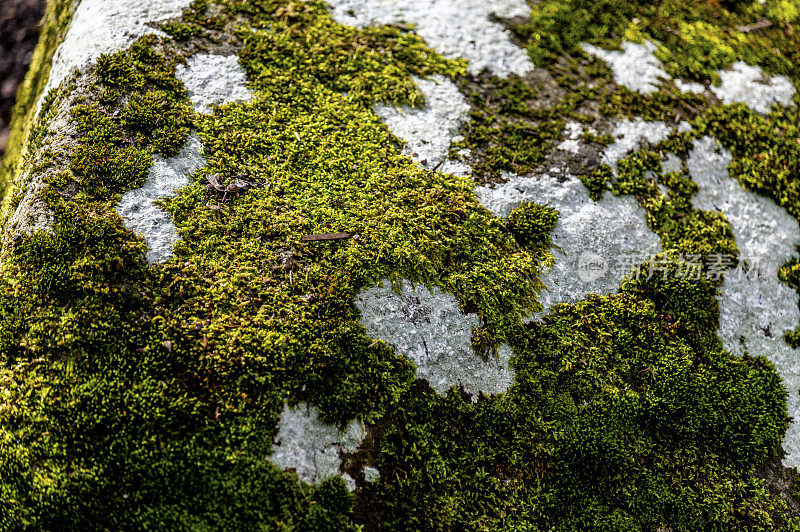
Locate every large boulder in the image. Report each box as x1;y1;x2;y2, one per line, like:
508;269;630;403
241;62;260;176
1;0;800;528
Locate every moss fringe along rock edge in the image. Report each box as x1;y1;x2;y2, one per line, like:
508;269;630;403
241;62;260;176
0;0;77;205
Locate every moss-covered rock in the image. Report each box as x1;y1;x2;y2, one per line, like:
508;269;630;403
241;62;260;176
2;0;800;529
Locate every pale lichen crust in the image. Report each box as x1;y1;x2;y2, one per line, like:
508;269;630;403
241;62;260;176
355;281;515;398
2;0;800;529
115;134;205;263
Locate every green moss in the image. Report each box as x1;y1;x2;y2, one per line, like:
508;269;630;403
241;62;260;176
505;0;800;83
578;163;613;201
2;0;800;529
159;20;208;42
370;274;792;530
449;47;708;184
694;103;800;221
769;0;800;23
232;0;465;106
451;75;566;182
506;203;558;255
602;146;740;260
119;90;194;155
686;102;800;349
0;1;537;527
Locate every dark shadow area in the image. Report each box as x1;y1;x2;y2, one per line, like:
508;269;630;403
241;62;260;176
0;0;46;153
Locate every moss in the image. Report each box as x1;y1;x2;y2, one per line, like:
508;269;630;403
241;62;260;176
581;129;613;146
0;1;539;527
159;20;208;42
449;43;708;184
505;0;800;83
119;90;194;155
451;75;566;182
686;102;800;349
578;163;613;201
2;0;800;529
603;146;740;260
505;203;558;255
370;274;792;530
657;20;746;84
769;0;800;23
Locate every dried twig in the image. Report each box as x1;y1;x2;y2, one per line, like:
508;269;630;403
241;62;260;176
301;233;353;242
736;19;773;33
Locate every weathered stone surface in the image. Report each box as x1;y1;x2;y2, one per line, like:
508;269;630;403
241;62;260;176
269;401;364;491
115;134;205;263
355;282;515;397
41;0;195;111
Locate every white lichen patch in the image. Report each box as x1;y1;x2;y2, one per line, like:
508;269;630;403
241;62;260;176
355;282;515;398
674;78;706;94
583;41;795;114
661;152;683;174
373;74;471;175
115;134;205;264
688;136;800;467
557;121;594;154
326;0;534;76
363;466;380;483
176;54;253;114
269;402;364;489
478;169;662;312
581;40;669;94
40;0;193;112
709;61;796;114
602;118;673;168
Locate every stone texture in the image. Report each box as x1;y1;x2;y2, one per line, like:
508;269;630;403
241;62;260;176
115;135;205;263
582;40;668;95
689;136;800;467
373;74;471;175
269;402;364;490
355;282;515;398
40;0;193;112
176;54;253;114
478;169;662;313
326;0;534;76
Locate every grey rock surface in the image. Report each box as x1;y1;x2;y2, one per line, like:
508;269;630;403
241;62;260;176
115;135;205;263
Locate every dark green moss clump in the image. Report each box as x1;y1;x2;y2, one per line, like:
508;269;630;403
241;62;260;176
578;163;612;201
506;0;800;82
369;274;791;530
506;202;558;254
